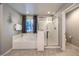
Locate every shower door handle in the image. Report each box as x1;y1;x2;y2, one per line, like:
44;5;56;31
47;31;48;39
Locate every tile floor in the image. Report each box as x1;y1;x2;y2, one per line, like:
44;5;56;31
5;43;79;56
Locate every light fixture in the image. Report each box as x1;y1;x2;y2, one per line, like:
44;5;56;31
26;11;29;14
8;13;12;23
48;11;50;14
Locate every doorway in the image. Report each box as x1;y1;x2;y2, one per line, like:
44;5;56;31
62;4;79;50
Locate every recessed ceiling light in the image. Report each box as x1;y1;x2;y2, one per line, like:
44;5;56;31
48;11;50;14
26;11;29;14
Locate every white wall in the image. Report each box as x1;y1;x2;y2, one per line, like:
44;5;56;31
0;4;21;55
66;8;79;47
56;4;72;50
0;4;3;55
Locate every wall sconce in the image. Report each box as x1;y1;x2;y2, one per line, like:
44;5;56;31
8;13;12;23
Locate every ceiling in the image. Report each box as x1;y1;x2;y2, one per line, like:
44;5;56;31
8;3;67;15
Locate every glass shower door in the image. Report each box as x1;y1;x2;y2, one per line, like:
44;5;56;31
47;17;58;46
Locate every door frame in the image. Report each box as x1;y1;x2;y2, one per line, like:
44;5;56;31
61;3;79;51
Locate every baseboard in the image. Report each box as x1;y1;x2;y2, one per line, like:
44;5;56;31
1;48;12;56
45;45;60;49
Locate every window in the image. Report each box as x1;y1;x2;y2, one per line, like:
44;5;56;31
22;15;37;33
26;16;33;32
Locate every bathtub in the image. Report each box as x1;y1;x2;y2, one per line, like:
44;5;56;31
12;33;37;49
